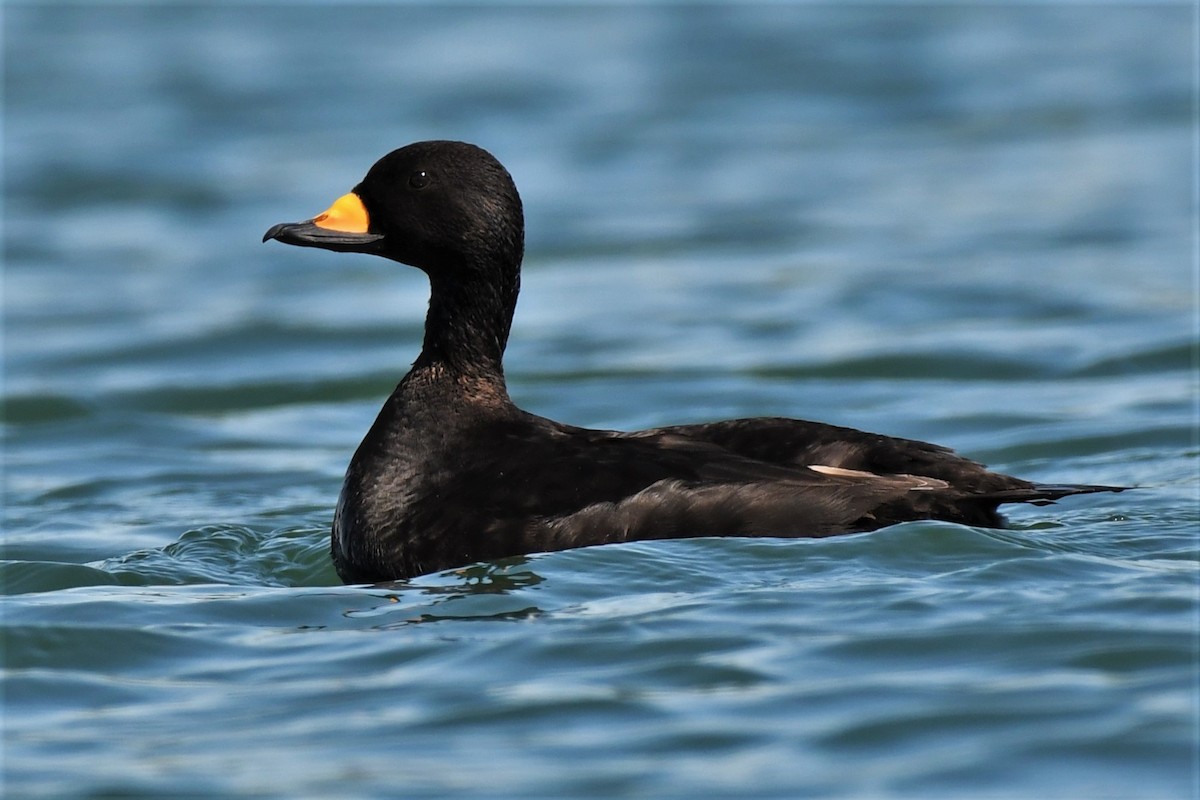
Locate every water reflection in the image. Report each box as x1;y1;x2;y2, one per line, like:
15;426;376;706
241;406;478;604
345;559;546;626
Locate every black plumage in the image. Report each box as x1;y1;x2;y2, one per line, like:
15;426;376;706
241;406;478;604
264;140;1124;584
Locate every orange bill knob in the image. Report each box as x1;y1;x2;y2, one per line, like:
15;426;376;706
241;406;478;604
313;192;371;233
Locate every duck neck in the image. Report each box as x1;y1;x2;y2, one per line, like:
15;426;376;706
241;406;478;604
414;258;519;385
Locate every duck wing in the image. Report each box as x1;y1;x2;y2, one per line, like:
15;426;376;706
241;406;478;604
655;417;1019;492
650;416;1124;506
461;417;980;554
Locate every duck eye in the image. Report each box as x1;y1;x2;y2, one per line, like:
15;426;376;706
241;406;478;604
409;170;430;190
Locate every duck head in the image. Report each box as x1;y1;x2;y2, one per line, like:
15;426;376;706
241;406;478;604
263;140;524;277
264;141;526;375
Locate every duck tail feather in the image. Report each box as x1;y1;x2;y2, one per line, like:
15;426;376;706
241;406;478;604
982;482;1129;506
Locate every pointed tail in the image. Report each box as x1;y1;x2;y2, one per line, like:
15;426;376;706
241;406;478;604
984;482;1128;507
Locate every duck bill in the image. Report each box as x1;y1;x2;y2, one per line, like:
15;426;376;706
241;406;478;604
263;191;385;253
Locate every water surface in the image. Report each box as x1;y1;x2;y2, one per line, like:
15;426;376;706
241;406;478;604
3;6;1197;798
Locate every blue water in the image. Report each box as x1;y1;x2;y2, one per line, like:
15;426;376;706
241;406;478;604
4;5;1197;798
